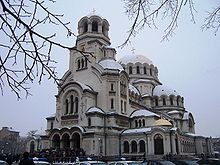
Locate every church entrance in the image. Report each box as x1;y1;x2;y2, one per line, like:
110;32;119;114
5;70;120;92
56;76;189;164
72;132;80;149
154;134;164;155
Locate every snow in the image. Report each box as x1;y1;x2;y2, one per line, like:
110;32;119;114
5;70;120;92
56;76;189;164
75;81;93;91
153;85;179;96
119;54;153;65
168;110;179;114
86;107;105;114
122;127;152;134
129;84;140;95
130;109;160;118
99;59;124;71
133;79;151;83
182;112;189;120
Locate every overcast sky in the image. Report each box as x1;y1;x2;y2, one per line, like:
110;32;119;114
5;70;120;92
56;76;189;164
0;0;220;137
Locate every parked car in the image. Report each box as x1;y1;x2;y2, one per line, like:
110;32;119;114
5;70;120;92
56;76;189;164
141;160;176;165
197;158;220;165
0;160;8;165
32;157;51;165
171;160;199;165
108;160;141;165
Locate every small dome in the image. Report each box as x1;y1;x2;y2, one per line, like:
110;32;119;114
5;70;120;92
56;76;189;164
153;85;179;96
86;107;105;114
119;54;153;65
99;59;124;71
129;84;140;95
154;119;172;127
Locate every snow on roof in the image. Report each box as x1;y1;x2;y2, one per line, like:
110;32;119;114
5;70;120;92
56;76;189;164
119;54;153;65
133;79;151;83
130;109;160;118
153;85;179;96
99;58;124;71
170;127;178;131
182;112;189;120
122;127;151;134
86;107;105;114
168;110;180;114
142;93;150;97
75;81;93;91
129;84;140;95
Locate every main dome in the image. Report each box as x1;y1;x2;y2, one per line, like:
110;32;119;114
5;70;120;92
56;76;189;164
119;54;153;65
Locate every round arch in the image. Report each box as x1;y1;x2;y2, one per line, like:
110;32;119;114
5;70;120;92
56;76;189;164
62;133;70;148
52;134;60;149
154;133;164;155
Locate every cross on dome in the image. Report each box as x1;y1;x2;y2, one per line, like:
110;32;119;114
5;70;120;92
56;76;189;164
131;47;135;54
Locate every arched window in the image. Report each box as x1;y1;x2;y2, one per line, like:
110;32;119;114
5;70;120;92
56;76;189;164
137;66;140;74
142;119;145;127
131;141;137;153
81;59;84;68
139;140;146;153
70;95;74;114
77;59;80;69
163;98;166;105
170;97;173;105
75;97;79;113
92;21;98;32
150;68;152;76
65;99;68;114
83;22;88;33
88;118;91;126
177;97;179;106
129;66;132;74
154;134;164;155
135;120;138;128
85;59;88;67
143;66;147;74
139;120;142;127
123;141;129;153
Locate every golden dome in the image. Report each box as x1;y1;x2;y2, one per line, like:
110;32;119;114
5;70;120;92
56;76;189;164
154;119;172;127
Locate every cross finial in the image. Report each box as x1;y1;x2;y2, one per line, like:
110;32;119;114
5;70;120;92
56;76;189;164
131;47;135;54
92;8;96;14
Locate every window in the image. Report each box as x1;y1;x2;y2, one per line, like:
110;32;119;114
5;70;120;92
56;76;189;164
81;59;84;68
139;140;146;152
170;97;173;105
163;98;166;105
124;101;127;113
150;68;152;76
50;122;53;130
70;95;74;114
142;119;145;127
143;66;147;74
75;97;79;113
131;141;137;153
88;118;91;126
123;141;129;153
135;120;138;128
137;66;140;74
121;100;123;113
129;66;132;74
65;99;69;114
92;21;98;32
111;98;114;109
77;60;80;69
155;98;158;106
111;83;114;91
83;22;88;33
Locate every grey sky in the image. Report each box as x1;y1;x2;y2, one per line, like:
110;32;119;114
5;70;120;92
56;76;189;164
0;0;220;137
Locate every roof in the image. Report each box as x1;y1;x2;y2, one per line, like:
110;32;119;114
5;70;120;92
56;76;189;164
168;110;180;114
130;109;160;118
99;58;124;71
119;54;153;65
86;107;105;114
75;81;93;91
153;85;179;96
129;84;140;95
154;119;172;126
122;127;151;134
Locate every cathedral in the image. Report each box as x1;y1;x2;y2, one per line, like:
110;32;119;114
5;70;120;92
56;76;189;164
34;14;212;157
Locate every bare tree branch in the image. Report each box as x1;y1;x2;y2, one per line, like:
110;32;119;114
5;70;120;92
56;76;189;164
0;0;93;99
120;0;196;46
202;5;220;36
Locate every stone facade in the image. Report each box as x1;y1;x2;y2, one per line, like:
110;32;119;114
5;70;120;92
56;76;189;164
37;14;212;157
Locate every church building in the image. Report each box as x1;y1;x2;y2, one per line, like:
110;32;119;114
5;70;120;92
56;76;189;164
38;14;212;157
